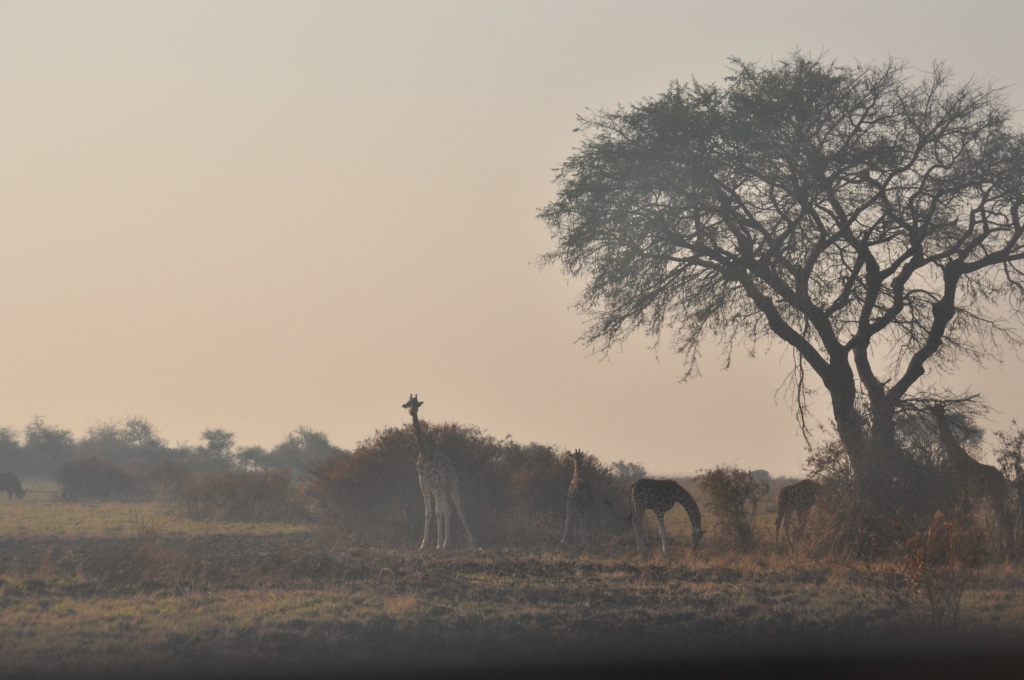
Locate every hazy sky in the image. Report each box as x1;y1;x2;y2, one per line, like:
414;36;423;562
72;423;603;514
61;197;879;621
2;1;1023;476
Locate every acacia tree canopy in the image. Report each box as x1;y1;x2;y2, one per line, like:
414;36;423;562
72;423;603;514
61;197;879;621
540;53;1024;499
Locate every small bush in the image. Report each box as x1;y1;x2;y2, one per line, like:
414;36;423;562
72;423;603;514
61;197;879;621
178;469;307;523
57;457;140;502
696;466;769;549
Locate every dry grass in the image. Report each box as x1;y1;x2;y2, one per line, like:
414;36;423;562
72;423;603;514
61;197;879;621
2;482;1024;677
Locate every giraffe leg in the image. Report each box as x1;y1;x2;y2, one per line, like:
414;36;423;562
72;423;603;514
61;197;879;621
631;509;645;556
419;486;433;551
449;485;475;547
655;512;671;561
781;508;792;544
434;495;447;549
775;507;784;545
579;510;587;547
440;498;453;549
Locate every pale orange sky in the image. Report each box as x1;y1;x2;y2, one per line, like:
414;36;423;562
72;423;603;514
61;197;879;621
2;1;1023;476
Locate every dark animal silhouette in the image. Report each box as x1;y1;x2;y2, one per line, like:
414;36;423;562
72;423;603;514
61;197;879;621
628;478;705;558
775;479;823;544
0;472;26;499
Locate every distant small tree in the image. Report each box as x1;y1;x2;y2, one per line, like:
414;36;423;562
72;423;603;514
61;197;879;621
79;416;169;467
200;428;236;458
266;426;346;475
179;428;238;473
0;426;22;475
611;460;647;483
24;417;76;477
237;445;271;471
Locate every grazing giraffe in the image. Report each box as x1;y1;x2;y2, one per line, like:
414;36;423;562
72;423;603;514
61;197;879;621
628;478;705;559
930;405;1013;548
402;395;475;550
561;449;592;546
775;479;823;545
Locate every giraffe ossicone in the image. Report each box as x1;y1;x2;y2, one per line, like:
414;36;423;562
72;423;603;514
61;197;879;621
403;394;475;550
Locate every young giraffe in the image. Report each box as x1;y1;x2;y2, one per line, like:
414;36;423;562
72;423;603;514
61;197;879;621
560;449;592;546
402;395;475;550
628;479;705;559
930;405;1012;548
775;479;823;545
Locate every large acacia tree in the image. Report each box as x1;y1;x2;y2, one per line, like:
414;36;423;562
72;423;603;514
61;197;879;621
540;53;1024;504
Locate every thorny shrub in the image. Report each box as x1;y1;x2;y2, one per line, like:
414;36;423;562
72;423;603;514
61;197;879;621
696;466;769;549
178;468;308;523
306;422;634;549
869;509;982;631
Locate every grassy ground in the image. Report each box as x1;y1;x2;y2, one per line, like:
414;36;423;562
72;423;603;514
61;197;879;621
2;483;1024;678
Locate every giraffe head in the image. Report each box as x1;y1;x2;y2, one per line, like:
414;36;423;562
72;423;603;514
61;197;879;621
691;527;706;549
570;449;585;466
402;394;424;417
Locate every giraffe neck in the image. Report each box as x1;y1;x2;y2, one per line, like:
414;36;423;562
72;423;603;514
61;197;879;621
933;410;978;471
675;486;702;532
410;412;434;462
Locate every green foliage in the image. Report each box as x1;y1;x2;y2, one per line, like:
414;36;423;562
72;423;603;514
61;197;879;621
697;466;769;549
306;422;633;549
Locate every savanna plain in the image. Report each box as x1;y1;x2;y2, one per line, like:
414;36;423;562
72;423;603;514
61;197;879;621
2;469;1024;679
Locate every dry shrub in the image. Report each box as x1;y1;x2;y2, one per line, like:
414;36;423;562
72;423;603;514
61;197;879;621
179;469;307;523
306;422;633;549
57;456;140;501
114;512;207;591
869;509;982;630
696;466;769;549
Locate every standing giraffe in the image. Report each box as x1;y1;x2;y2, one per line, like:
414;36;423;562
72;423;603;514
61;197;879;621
628;478;705;559
930;404;1012;548
402;395;475;550
775;479;823;545
561;449;592;546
